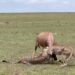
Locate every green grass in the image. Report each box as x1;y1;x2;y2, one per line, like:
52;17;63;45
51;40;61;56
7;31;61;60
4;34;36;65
0;13;75;75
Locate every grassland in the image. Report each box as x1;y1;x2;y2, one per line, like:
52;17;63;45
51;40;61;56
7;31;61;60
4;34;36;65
0;13;75;75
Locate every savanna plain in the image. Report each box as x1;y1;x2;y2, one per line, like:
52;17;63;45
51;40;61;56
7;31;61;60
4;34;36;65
0;13;75;75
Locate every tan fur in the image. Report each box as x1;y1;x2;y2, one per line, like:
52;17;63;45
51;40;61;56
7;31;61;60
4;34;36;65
35;32;54;48
48;45;75;66
33;32;55;56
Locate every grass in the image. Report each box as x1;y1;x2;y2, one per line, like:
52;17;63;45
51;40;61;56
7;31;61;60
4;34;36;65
0;13;75;75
